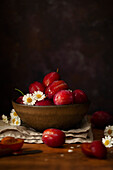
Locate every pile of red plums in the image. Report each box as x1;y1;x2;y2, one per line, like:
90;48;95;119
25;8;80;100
16;70;88;106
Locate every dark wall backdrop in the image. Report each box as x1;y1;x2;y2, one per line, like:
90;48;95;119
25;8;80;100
1;0;113;116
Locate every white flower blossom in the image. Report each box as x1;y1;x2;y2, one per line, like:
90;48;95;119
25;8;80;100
10;109;18;118
33;91;45;101
2;115;8;123
23;93;36;105
10;116;21;126
102;136;113;148
104;125;113;137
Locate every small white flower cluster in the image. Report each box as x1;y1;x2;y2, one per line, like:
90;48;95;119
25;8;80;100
102;125;113;148
23;91;45;105
1;91;46;126
2;109;21;126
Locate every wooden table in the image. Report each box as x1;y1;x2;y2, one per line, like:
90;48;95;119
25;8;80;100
0;128;113;170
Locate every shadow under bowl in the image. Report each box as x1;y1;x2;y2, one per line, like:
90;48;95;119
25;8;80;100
12;100;90;131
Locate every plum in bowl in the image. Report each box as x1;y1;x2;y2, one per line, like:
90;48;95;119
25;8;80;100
12;100;90;131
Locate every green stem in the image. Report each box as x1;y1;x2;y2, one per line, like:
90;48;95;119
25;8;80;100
15;88;25;96
8;116;11;120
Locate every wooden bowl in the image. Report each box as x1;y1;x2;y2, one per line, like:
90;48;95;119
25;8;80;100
12;100;90;131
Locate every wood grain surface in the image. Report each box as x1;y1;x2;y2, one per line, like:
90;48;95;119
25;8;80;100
0;127;113;170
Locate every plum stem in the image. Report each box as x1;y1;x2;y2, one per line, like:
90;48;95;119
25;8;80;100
56;68;59;73
15;88;25;96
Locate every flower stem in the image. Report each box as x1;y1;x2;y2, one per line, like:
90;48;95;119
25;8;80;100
15;88;24;96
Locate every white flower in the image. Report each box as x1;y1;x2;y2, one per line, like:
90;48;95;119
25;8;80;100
104;125;113;137
102;136;113;148
2;115;8;123
10;109;21;126
68;89;72;92
10;109;18;118
10;116;21;126
23;93;36;105
33;91;46;101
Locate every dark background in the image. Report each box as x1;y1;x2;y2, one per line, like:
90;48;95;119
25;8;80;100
1;0;113;116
